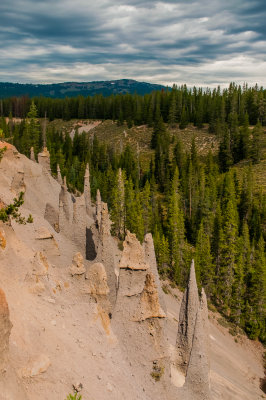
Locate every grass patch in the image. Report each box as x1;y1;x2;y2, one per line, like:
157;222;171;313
151;363;164;382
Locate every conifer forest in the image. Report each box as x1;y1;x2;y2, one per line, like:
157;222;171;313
1;82;265;343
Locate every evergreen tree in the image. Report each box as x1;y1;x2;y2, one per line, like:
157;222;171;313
251;121;263;164
110;168;125;239
167;168;185;284
195;220;214;296
141;180;152;234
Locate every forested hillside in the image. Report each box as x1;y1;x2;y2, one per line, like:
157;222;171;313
0;79;166;99
0;82;265;343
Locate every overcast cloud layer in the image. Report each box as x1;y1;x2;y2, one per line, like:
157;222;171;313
0;0;265;87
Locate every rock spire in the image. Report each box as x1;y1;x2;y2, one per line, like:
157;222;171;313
176;259;211;399
37;147;51;173
96;189;102;229
84;163;91;215
57;164;63;185
176;259;199;372
30;147;36;162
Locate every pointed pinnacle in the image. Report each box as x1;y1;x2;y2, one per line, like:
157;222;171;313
57;164;63;185
84;163;90;179
188;259;198;293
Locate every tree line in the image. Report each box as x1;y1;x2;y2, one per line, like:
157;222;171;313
0;82;265;128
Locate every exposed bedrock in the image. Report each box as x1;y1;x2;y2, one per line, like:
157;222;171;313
176;260;212;400
0;287;12;365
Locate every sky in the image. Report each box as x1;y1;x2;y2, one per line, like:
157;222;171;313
0;0;265;87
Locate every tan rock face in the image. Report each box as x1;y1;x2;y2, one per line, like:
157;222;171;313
35;227;54;240
133;272;166;321
37;147;51;173
119;231;150;271
32;251;50;277
69;252;86;276
0;288;12;364
11;170;26;195
176;259;199;373
85;262;109;295
20;354;51;378
0;229;6;250
99;202;112;236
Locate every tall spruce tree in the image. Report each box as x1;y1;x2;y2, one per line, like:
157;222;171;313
111;168;126;240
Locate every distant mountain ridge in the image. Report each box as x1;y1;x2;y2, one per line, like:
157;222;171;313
0;79;167;98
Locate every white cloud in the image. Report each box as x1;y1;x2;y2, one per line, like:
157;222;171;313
0;0;265;86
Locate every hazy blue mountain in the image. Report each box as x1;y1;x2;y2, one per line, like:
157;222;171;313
0;79;167;98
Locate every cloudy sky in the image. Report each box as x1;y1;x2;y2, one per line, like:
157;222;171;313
0;0;265;87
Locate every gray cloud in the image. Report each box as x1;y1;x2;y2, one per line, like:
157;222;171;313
0;0;265;87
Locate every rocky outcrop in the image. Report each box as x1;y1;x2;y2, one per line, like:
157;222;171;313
98;201;112;237
20;354;51;378
11;170;25;195
176;259;199;373
94;200;118;307
85;262;111;315
32;251;50;277
143;233;166;312
30;147;36;162
37;147;51;173
96;189;102;229
176;260;211;400
0;228;6;250
133;272;166;321
184;301;211;400
119;231;150;270
0;288;12;365
57;164;63;185
85;262;110;296
44;202;59;232
73;194;87;254
84;163;91;215
69;252;86;276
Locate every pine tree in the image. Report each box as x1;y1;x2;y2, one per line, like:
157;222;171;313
141;180;152;234
217;197;238;312
239;113;250;160
251;121;263;164
179;106;188;129
110;168;125;239
195;220;214;296
125;178;144;242
21;101;41;157
167;168;185;284
153;225;170;273
245;236;266;341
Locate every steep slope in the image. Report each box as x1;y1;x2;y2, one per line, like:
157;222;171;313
0;143;264;400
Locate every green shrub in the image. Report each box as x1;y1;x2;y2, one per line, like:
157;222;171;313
65;393;82;400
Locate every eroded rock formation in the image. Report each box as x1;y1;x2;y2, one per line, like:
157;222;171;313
30;147;36;162
119;231;150;270
37;147;51;173
133;272;166;321
69;252;86;276
176;260;212;400
176;259;199;372
85;262;109;296
57;164;63;185
84;163;91;215
0;288;12;365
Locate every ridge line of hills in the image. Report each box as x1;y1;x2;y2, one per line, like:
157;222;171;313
0;79;167;98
